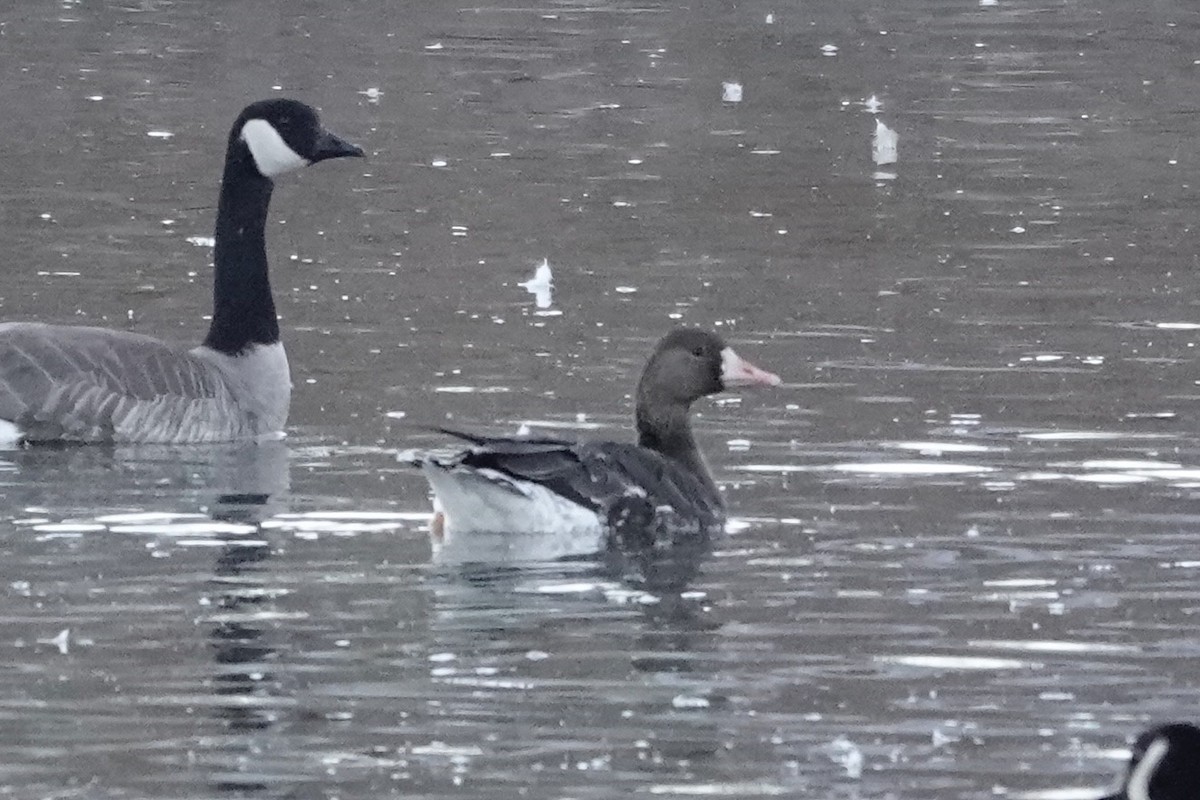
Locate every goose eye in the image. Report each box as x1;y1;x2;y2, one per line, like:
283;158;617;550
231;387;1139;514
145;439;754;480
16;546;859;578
691;346;705;357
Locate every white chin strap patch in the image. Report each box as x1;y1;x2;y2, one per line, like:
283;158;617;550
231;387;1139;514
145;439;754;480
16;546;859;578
240;118;309;177
1127;736;1169;800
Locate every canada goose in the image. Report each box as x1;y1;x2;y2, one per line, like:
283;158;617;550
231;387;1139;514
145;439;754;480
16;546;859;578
1096;723;1200;800
410;328;780;555
0;98;362;445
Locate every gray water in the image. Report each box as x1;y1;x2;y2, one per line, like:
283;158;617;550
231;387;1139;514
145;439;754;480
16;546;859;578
2;0;1199;797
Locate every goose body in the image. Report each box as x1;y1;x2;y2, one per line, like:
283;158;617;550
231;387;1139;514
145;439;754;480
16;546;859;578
413;328;780;555
1098;723;1200;800
0;98;362;446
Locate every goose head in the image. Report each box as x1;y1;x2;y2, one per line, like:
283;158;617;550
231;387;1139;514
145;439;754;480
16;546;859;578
232;98;364;179
639;328;781;409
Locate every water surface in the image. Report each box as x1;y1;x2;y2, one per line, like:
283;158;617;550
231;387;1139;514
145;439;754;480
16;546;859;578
2;1;1199;797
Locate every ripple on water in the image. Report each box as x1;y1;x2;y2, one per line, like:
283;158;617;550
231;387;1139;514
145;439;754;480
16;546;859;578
644;781;791;796
262;510;427;535
966;640;1141;655
874;655;1040;671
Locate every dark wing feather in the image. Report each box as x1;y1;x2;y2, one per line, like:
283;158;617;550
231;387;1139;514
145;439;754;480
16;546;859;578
429;427;724;531
444;433;598;509
577;441;724;532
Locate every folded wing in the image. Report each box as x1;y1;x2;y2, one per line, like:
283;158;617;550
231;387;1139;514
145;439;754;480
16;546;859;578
430;427;724;534
0;322;245;443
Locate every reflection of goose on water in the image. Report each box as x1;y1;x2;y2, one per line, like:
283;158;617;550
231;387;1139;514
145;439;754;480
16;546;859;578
0;99;362;445
409;328;781;559
1;438;291;515
204;446;292;792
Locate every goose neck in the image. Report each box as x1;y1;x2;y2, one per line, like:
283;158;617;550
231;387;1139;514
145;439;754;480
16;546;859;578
636;401;718;498
203;152;279;355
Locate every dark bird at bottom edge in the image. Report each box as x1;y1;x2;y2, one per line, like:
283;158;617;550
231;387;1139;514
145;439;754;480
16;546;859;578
1096;722;1200;800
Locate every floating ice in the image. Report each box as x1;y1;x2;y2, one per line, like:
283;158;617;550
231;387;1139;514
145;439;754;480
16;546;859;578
39;628;70;654
876;654;1035;670
95;511;200;524
1070;473;1151;484
932;727;959;747
532;582;608;595
645;782;789;797
513;417;603;432
1020;431;1172;442
671;695;710;709
885;441;999;455
519;258;554;309
33;522;105;534
722;82;743;103
833;461;994;475
1078;459;1181;470
109;521;258;536
433;385;511;394
823;736;863;779
968;639;1140;654
410;742;483;757
873;119;898;166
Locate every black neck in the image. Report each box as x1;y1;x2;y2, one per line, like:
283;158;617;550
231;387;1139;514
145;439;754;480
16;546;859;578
636;400;721;504
202;146;279;355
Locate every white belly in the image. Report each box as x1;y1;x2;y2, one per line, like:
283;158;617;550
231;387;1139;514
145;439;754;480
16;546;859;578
422;464;606;562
